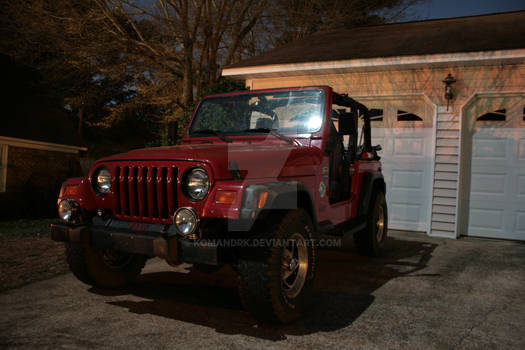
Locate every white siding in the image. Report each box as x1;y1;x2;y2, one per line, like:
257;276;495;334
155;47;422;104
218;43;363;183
430;108;459;238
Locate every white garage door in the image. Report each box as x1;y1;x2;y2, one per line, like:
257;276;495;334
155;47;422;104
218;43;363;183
361;98;434;232
466;96;525;240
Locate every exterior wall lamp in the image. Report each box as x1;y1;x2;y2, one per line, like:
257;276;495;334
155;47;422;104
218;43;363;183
443;73;456;111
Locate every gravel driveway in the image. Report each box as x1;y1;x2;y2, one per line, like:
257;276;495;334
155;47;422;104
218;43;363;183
1;231;524;349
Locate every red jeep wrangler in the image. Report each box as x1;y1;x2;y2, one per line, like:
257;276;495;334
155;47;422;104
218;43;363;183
51;86;387;323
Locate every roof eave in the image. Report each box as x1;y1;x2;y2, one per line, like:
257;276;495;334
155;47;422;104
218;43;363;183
222;49;525;80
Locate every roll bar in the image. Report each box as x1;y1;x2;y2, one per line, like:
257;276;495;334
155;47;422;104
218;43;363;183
332;92;372;152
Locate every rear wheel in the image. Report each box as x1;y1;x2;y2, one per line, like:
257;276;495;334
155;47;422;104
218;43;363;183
237;209;317;323
354;191;388;256
65;243;146;289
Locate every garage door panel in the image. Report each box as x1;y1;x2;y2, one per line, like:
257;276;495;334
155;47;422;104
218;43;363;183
518;176;525;196
470;173;506;195
516;212;525;233
390;203;422;222
469;208;504;230
388;188;427;202
466;95;525;240
472;138;507;158
393;137;425;156
391;169;424;189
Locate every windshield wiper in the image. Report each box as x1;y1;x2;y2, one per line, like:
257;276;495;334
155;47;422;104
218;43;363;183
244;128;294;145
192;129;232;143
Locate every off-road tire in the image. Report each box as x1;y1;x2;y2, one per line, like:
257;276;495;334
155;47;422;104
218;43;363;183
65;243;146;289
237;209;317;323
354;190;388;256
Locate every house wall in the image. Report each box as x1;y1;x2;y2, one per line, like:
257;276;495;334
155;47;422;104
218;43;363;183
0;145;83;219
244;63;525;238
246;64;525;107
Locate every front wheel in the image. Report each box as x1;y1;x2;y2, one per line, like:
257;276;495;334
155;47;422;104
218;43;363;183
65;243;146;289
237;209;317;323
354;191;388;256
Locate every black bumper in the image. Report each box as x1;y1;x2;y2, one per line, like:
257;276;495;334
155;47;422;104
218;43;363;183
50;223;219;265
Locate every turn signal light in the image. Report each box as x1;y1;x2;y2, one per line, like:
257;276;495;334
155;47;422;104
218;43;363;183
215;190;237;204
64;184;79;196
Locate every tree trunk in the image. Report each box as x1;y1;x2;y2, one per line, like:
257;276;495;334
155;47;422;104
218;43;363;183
182;59;193;114
77;106;84;140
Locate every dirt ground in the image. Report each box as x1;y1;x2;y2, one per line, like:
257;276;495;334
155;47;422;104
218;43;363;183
0;237;67;291
0;219;68;291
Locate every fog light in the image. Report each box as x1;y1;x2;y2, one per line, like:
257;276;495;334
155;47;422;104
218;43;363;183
58;199;79;223
174;207;199;237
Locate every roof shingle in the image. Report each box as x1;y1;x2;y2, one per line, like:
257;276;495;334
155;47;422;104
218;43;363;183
226;11;525;69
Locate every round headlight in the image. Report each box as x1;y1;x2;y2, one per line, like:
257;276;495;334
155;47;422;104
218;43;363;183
58;199;79;223
93;166;111;195
174;207;199;236
183;167;209;201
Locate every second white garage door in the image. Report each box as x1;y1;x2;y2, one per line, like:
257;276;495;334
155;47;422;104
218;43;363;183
362;97;435;232
464;95;525;240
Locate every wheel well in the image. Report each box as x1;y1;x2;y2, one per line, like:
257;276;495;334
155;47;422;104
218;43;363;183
373;178;386;195
271;190;316;224
358;174;386;217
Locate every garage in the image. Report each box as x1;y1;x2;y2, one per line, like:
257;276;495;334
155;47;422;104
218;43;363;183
461;94;525;240
358;97;435;232
223;11;525;239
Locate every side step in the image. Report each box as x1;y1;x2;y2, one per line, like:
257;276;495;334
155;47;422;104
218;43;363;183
318;219;366;237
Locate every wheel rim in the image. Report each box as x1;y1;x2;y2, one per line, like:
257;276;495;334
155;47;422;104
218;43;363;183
376;205;385;243
281;232;309;298
101;250;132;269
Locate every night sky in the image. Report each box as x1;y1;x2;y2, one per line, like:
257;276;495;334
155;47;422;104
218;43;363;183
410;0;525;20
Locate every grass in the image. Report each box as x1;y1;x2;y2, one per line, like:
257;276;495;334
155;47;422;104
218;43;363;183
0;218;57;237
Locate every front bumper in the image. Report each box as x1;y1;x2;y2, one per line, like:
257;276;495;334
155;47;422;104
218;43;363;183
51;220;220;265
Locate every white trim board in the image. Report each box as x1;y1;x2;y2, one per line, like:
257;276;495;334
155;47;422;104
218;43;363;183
223;49;525;79
0;136;87;154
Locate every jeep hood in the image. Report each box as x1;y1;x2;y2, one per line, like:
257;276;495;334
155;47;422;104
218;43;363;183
95;141;320;180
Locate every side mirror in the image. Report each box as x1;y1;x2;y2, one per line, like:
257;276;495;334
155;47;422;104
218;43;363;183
168;121;178;145
338;112;357;135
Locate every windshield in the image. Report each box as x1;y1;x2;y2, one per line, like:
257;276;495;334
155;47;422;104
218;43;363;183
189;89;325;136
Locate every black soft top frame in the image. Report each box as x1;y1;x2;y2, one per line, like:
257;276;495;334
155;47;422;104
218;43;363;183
332;92;372;152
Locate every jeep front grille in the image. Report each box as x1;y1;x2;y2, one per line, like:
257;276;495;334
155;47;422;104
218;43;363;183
114;165;178;222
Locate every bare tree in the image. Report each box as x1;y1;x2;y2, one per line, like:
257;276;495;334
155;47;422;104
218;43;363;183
90;0;267;113
1;0;426;142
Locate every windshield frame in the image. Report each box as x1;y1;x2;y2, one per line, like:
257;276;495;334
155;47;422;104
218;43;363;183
186;87;328;139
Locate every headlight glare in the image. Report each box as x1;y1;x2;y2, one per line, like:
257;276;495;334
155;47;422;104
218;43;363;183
58;199;79;223
93;166;111;195
184;167;209;201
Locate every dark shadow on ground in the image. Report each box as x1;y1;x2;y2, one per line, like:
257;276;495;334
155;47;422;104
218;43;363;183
90;233;438;340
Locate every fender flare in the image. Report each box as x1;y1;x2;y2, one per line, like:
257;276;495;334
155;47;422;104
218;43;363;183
357;172;386;217
239;181;317;227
